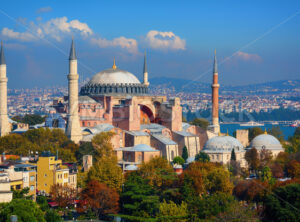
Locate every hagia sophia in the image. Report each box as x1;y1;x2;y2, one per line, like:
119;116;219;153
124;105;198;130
0;40;284;169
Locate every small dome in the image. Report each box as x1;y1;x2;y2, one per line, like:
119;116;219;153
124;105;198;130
250;134;283;151
203;136;244;153
89;68;140;85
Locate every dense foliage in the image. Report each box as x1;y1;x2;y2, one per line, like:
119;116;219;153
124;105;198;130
0;128;78;162
12;114;46;126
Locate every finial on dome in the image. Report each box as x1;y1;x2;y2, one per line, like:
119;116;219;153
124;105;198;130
264;128;267;134
112;57;117;70
226;129;229;136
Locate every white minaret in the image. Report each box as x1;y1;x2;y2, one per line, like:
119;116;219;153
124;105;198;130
143;51;149;86
0;41;11;137
65;38;82;143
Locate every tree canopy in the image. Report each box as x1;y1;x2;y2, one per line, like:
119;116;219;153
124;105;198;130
0;199;45;222
190;118;209;130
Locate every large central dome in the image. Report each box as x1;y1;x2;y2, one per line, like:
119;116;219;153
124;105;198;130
89;68;141;85
80;59;148;96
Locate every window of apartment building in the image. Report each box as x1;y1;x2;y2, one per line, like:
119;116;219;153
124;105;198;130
45;183;47;187
44;173;47;177
30;185;34;191
16;185;21;190
64;174;68;179
30;176;35;181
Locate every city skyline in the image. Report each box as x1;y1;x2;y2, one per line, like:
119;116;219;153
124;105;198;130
0;1;300;88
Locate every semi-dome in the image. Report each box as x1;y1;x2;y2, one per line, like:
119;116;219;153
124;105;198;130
89;68;141;85
250;133;283;151
80;59;148;96
203;135;244;153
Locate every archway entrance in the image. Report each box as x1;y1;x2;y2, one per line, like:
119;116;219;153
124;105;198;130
140;105;154;124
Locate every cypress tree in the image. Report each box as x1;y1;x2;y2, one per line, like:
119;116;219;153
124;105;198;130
231;149;236;161
182;146;188;161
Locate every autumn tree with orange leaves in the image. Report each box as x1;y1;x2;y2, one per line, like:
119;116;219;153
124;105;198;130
50;184;77;208
78;180;119;219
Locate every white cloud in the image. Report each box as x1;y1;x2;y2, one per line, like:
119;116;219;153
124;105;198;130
1;17;93;42
144;30;186;50
36;7;52;14
91;36;138;54
1;27;36;41
235;51;262;62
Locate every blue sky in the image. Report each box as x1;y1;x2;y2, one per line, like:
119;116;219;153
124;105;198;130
0;0;300;88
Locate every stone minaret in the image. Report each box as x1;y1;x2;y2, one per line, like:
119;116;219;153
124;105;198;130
211;50;220;134
65;38;82;143
0;41;11;137
143;51;149;86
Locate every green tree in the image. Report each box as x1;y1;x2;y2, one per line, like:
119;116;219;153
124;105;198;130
12;187;30;199
45;209;61;222
248;127;263;141
87;132;124;191
190;118;209;130
245;147;259;171
75;142;95;163
230;149;236;161
138;157;177;191
0;199;45;222
195;152;210;162
196;193;236;219
181;146;188;161
157;200;188;222
12;114;45;126
215;202;259;222
261;166;274;184
172;156;185;165
36;196;49;212
268;126;284;143
91;131;115;159
264;183;300;222
120;173;160;218
87;156;124;191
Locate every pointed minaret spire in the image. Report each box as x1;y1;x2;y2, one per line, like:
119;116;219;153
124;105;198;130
213;49;218;74
112;57;117;69
69;37;77;60
143;51;149;86
66;38;82;144
0;41;5;65
209;49;220;134
0;40;11;137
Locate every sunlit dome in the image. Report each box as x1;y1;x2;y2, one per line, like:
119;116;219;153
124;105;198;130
250;133;283;151
203;135;244;153
89;68;141;85
80;58;148;96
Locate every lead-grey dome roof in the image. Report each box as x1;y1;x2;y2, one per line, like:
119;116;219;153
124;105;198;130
89;68;141;85
203;136;244;153
250;134;283;151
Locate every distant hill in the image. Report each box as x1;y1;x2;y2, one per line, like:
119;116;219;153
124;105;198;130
149;77;300;94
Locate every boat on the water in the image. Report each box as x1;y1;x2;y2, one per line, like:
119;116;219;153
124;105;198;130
290;120;300;127
240;121;264;127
